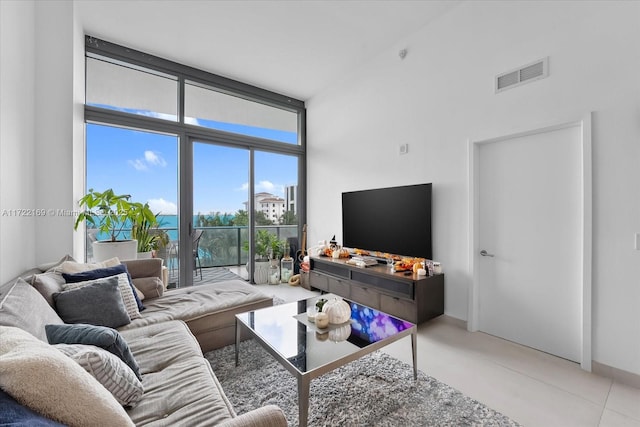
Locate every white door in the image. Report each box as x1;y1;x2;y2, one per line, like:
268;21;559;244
477;124;583;362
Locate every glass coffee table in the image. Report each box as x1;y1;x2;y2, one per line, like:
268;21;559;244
235;294;417;427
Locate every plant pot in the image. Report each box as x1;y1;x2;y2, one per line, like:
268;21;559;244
253;259;270;284
92;240;138;262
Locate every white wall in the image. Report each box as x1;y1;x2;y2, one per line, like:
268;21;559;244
34;0;80;264
306;1;640;375
0;0;37;281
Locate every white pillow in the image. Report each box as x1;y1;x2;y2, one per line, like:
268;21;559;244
62;273;141;320
53;257;121;274
55;344;144;406
0;326;134;427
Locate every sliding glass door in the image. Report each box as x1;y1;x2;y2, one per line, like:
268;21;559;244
192;141;250;280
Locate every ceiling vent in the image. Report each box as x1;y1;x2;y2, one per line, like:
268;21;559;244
496;57;548;93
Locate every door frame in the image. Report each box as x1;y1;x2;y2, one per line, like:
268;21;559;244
467;113;592;371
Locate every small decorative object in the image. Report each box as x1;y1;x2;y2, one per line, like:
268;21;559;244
329;235;337;250
315;312;329;329
315;298;328;312
268;259;280;285
306;306;318;323
322;298;351;324
280;247;294;283
433;262;442;274
417;268;427;276
329;324;351;342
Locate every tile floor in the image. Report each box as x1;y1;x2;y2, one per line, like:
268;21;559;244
242;275;640;427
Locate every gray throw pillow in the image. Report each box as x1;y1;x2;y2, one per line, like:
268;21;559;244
53;277;131;328
45;323;141;380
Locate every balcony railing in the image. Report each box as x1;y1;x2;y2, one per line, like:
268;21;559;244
86;225;298;268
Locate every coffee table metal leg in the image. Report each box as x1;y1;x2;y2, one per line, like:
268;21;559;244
298;375;310;427
235;319;241;367
411;329;418;380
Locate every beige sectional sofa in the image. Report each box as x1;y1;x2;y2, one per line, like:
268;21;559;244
0;257;287;427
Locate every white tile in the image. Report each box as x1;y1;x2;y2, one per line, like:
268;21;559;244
600;409;640;427
606;382;640;422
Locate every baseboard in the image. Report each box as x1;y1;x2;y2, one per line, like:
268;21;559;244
592;361;640;389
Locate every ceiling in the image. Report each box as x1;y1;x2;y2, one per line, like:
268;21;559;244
76;0;462;101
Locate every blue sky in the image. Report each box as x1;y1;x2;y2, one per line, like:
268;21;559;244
87;122;298;215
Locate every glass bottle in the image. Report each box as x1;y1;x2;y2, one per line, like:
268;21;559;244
280;246;294;283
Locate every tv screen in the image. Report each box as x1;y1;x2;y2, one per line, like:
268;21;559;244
342;183;432;259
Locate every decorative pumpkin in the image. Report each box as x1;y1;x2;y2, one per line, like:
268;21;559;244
322;298;351;324
328;324;351;342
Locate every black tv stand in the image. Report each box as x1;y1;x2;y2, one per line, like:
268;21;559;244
308;256;444;324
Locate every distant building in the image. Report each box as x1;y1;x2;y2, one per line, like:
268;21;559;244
285;185;297;216
244;192;286;223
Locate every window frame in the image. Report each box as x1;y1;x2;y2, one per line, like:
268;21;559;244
84;35;307;285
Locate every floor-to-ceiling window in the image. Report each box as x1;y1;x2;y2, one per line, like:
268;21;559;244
84;36;306;287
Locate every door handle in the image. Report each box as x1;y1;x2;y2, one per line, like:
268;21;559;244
480;250;495;257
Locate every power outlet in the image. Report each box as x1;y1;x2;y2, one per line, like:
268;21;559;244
399;143;409;155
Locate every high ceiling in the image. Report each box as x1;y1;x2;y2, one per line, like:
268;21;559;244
76;0;461;101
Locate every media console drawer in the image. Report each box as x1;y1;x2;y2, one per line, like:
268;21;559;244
350;283;380;309
380;294;416;323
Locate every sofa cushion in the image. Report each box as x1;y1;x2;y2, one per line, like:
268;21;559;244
45;323;141;380
0;278;64;342
0;388;67;426
0;326;134;427
119;321;235;426
55;344;144;406
62;273;141;320
51;256;121;274
31;271;65;307
53;277;131;328
62;263;144;311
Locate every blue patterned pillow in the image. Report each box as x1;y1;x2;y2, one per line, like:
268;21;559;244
45;323;141;380
62;263;144;311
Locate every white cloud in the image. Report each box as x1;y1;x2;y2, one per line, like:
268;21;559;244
129;151;167;171
147;198;177;215
129;159;148;171
144;150;167;167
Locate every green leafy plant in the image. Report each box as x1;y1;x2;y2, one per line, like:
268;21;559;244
74;188;135;242
243;229;288;260
130;203;169;253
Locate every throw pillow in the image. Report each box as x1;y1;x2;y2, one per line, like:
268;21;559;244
55;344;144;406
31;271;65;307
53;257;121;274
63;264;144;312
0;326;134;427
38;254;76;273
62;273;141;320
53;278;131;328
45;323;141;380
0;278;64;342
133;285;145;301
0;387;67;426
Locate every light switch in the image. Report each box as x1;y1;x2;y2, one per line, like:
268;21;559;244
399;143;409;155
635;233;640;250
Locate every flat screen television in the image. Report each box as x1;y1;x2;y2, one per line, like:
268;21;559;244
342;183;432;259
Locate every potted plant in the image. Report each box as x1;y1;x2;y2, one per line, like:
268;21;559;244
130;203;169;259
243;230;287;284
74;188;142;261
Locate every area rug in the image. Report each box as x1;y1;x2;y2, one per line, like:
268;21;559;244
205;339;520;427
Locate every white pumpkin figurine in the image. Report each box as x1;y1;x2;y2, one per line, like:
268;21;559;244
322;298;351;324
